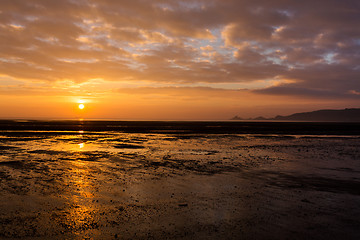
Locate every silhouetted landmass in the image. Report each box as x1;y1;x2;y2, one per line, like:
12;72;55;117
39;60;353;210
232;108;360;122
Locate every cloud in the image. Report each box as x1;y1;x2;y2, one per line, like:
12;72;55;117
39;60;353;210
0;0;359;104
255;86;360;100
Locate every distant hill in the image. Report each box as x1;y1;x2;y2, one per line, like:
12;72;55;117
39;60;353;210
231;108;360;122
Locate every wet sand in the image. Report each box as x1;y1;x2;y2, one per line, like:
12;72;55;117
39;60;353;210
0;125;360;239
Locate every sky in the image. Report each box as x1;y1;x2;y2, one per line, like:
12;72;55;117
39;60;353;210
0;0;359;120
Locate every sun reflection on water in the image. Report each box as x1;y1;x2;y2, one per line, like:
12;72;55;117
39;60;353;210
77;130;85;150
61;153;98;234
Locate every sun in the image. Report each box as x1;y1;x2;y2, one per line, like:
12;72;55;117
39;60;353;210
78;103;85;109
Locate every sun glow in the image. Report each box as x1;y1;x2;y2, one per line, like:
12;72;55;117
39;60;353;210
78;103;85;109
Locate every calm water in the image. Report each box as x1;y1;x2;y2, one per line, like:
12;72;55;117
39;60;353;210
1;120;360;134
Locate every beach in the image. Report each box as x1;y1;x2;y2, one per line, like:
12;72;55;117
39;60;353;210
0;121;359;239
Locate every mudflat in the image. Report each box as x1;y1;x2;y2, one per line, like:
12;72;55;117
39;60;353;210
0;122;359;239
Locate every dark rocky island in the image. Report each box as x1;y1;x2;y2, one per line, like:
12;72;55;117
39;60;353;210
232;108;360;122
